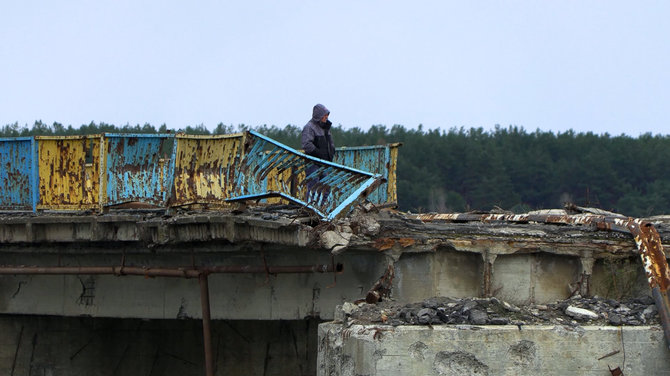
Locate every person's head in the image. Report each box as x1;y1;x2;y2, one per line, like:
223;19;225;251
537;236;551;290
312;104;330;123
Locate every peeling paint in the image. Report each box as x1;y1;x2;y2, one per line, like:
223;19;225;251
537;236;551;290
171;133;245;207
102;133;176;207
36;135;102;210
0;137;36;211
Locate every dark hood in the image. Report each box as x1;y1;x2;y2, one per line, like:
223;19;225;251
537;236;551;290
311;104;330;122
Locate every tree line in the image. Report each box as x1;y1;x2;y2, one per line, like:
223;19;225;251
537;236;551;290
2;121;670;218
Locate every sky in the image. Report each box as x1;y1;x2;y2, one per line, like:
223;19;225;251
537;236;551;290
1;1;669;137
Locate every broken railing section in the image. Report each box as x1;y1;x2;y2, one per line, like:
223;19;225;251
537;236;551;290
227;131;385;221
416;212;670;350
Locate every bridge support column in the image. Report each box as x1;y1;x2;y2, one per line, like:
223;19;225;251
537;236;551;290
578;252;595;297
482;251;498;298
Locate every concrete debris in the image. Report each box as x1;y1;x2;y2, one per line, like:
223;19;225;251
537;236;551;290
338;296;660;327
320;230;352;254
565;306;599;320
334;302;358;322
502;301;521;313
351;214;381;236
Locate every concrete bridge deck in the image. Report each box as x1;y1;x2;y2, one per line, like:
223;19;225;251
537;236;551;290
0;206;665;320
0;206;668;375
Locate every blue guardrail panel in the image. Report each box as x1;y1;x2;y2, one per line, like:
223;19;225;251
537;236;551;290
333;145;390;205
226;131;384;221
0;137;36;211
103;134;176;207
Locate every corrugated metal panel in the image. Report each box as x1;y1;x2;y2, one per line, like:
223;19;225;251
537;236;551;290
227;131;385;221
102;134;176;207
171;133;245;206
0;137;36;211
36;135;102;210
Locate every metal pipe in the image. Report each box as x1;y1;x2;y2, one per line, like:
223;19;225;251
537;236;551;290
0;263;343;277
199;273;214;376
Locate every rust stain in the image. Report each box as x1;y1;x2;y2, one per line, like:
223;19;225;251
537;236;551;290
374;238;396;251
374;238;416;251
627;220;670;290
171;134;245;207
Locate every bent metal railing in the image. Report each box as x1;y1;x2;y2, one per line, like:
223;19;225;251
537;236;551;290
226;131;385;221
415;212;670;350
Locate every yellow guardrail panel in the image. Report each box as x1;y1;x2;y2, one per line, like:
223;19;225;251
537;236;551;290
172;133;245;206
36;135;102;210
387;143;400;204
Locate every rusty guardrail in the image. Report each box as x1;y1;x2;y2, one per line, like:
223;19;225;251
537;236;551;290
35;135;102;210
170;133;245;207
0;133;400;217
332;143;401;206
227;131;385;221
264;143;401;206
416;212;670;349
0;137;36;211
101;133;176;208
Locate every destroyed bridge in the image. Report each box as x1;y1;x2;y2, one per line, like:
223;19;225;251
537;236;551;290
0;131;668;375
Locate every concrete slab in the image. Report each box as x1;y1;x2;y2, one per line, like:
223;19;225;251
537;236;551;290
318;323;670;376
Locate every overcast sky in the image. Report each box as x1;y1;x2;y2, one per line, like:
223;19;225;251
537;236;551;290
1;1;669;136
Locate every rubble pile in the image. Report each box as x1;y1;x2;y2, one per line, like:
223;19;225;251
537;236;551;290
339;295;660;327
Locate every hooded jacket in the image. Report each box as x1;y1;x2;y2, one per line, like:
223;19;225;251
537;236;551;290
301;104;335;161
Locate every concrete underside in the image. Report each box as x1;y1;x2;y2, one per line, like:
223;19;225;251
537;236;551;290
0;211;668;374
318;323;670;376
0;315;319;376
0;211;660;321
0;249;651;320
